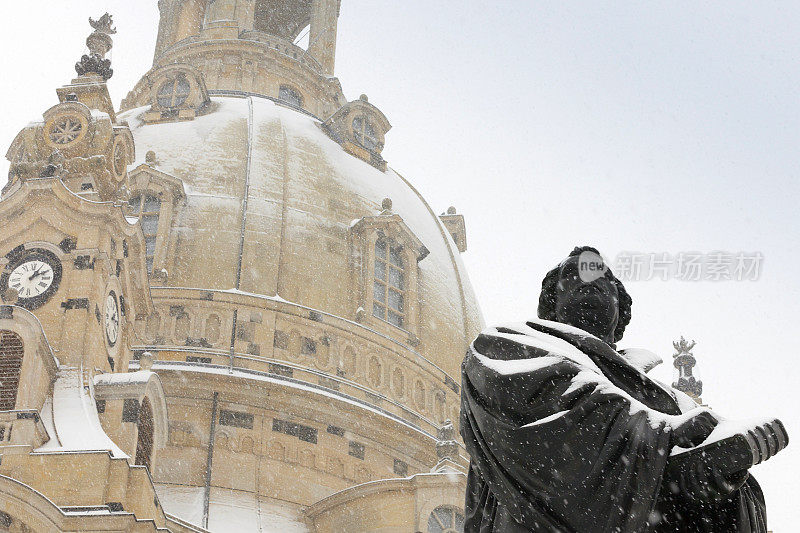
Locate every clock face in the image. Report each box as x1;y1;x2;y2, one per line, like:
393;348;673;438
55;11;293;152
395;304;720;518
9;260;54;299
105;291;120;346
1;249;62;310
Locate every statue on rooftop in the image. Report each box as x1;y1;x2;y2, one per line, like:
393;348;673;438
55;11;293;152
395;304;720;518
460;246;788;532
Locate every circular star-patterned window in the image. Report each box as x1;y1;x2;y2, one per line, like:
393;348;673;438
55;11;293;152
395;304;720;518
45;114;87;148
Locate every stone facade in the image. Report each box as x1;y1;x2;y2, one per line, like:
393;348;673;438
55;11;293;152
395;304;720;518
0;2;481;532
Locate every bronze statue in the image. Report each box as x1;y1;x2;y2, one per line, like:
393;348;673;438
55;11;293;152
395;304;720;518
460;246;787;532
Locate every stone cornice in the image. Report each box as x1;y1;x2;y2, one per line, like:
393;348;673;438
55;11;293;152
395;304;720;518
304;471;467;519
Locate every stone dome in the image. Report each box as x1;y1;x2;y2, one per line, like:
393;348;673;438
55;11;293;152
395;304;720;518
0;3;484;530
121;94;483;378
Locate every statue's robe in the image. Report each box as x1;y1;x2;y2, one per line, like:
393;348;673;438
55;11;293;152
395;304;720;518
460;318;767;533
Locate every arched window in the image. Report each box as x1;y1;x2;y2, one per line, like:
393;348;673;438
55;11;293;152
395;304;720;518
135;397;154;471
0;331;24;411
128;193;162;274
278;85;303;108
353;116;378;151
372;239;404;328
427;506;465;533
157;75;191;109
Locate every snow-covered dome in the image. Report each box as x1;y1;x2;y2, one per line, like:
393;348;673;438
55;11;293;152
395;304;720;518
0;2;483;530
121;94;482;377
110;2;484;527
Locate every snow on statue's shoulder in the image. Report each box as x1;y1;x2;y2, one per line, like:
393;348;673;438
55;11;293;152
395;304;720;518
526;317;595;339
488;319;604;373
618;348;663;374
473;351;564;375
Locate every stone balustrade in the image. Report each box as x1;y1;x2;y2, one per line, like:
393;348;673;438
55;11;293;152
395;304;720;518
134;287;464;437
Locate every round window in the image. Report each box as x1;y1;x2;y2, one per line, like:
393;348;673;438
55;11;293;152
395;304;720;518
427;506;465;533
46;115;86;147
157;75;191;108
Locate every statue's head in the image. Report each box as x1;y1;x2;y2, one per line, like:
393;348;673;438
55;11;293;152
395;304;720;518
538;246;632;345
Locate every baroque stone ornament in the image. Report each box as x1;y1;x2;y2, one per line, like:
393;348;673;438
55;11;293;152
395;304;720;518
75;13;115;80
75;55;113;81
672;336;703;398
39;150;65;178
89;14;117;35
460;246;788;532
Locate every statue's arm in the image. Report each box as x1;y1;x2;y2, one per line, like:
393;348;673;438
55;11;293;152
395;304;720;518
670;408;719;448
663;418;788;502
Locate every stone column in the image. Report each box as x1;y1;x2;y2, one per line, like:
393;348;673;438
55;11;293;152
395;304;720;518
176;0;206;40
153;0;173;62
309;0;341;75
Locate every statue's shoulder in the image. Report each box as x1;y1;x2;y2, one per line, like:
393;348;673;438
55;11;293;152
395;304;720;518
617;348;663;374
472;319;609;375
472;321;565;361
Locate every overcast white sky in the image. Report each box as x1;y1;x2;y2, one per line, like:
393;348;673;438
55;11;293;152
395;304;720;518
1;1;798;529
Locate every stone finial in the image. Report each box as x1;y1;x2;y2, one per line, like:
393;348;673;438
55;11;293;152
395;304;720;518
139;351;154;371
446;206;457;215
380;197;393;214
672;336;703;400
359;94;369;102
673;336;696;355
145;151;157;165
75;13;115;80
89;14;117;36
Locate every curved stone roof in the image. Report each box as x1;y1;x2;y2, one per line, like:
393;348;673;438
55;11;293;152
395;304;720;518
120;95;483;376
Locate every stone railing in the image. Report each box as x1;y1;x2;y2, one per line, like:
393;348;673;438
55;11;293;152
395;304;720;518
134;287;464;439
238;31;324;72
164;32;324;74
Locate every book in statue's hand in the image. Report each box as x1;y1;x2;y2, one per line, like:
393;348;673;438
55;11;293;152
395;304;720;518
667;418;789;479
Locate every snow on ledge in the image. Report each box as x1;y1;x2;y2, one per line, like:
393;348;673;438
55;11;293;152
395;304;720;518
35;367;127;458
